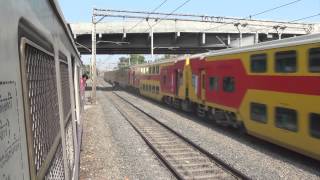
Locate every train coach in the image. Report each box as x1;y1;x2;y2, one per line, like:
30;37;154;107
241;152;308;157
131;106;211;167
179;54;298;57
0;0;83;179
104;33;320;161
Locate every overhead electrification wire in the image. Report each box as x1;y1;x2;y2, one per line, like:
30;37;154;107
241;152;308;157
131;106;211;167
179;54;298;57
145;0;192;32
127;0;168;32
203;0;304;32
247;0;303;19
288;12;320;22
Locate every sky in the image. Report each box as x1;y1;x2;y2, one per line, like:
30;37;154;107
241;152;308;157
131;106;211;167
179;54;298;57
58;0;320;70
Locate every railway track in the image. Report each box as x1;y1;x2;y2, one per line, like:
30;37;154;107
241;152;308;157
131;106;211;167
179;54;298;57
108;91;250;180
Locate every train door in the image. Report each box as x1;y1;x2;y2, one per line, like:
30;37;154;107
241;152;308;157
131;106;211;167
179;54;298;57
175;70;179;96
200;70;206;101
132;71;135;86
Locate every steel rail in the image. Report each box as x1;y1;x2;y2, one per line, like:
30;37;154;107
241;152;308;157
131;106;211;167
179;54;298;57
111;91;250;180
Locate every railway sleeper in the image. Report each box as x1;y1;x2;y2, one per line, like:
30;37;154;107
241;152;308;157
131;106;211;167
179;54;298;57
166;151;200;157
153;140;180;145
149;136;177;140
168;152;201;158
163;148;195;154
167;156;209;163
158;144;190;150
146;134;173;138
173;163;213;170
184;173;234;180
183;168;218;177
155;141;183;146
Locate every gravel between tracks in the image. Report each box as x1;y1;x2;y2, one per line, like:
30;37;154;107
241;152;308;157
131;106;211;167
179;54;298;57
79;85;175;180
114;90;320;180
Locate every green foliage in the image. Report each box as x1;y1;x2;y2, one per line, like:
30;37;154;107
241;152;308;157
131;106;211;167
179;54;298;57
83;64;91;78
117;54;145;68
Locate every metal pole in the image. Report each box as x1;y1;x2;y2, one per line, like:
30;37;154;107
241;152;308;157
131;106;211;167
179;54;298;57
255;32;259;44
151;26;154;61
239;31;242;47
128;55;131;66
91;12;97;104
235;24;242;47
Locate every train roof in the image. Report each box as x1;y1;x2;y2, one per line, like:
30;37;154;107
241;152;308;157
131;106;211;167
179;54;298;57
49;0;81;60
130;55;188;68
129;33;320;68
204;33;320;58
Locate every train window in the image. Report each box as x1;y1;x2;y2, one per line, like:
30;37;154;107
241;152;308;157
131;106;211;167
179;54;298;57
310;113;320;139
156;86;160;94
223;77;235;92
178;72;183;86
275;107;298;132
250;103;267;123
156;66;160;74
152;86;156;93
250;54;267;73
275;50;297;73
209;77;218;91
309;48;320;72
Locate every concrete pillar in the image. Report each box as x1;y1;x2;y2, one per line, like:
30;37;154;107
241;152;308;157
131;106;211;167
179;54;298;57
227;34;230;45
151;27;154;61
239;32;242;47
202;33;206;45
255;32;259;44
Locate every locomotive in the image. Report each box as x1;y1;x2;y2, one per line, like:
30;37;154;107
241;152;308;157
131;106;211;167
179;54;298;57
104;33;320;161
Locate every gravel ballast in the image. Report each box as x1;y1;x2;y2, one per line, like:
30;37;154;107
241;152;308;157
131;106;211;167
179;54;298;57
79;84;175;180
115;90;320;180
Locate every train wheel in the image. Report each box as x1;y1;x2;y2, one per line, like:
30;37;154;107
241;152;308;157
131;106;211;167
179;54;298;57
238;122;247;135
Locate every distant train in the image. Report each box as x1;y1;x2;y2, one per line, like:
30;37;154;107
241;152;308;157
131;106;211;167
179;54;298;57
104;33;320;161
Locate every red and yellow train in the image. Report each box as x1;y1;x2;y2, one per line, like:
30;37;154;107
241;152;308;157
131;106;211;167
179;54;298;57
104;33;320;160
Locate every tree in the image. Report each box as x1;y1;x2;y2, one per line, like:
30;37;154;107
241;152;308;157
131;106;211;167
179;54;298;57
118;57;129;69
117;54;145;69
129;54;145;64
83;64;91;77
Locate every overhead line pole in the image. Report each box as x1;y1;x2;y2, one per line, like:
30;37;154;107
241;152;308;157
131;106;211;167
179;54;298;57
91;9;97;104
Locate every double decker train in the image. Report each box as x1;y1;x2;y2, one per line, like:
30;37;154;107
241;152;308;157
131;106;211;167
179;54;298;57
105;33;320;161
